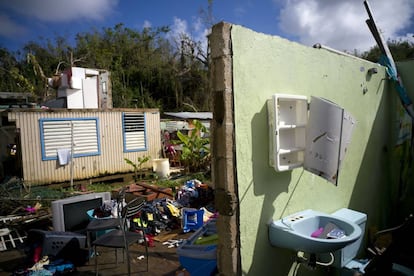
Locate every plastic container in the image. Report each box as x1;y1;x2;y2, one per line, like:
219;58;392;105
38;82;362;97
152;158;170;179
87;209;114;220
177;219;217;276
27;229;88;265
182;208;204;233
87;209;114;237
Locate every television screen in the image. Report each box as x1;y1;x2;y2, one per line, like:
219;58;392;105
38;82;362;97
52;192;111;232
63;198;102;232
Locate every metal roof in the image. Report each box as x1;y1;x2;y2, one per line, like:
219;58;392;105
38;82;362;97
163;112;212;120
0;92;33;99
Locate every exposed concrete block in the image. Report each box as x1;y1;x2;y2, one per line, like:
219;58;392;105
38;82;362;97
210;22;232;59
210;21;240;276
211;58;233;92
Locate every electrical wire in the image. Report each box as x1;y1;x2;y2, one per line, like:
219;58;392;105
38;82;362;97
297;251;335;266
289;251;335;276
293;262;301;276
288;261;299;276
316;253;335;266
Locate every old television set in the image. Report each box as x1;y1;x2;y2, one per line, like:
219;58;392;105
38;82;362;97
51;192;111;232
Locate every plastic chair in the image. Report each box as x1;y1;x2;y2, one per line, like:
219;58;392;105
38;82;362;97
92;197;149;275
86;187;128;255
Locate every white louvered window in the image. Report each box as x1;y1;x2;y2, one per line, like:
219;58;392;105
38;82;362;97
123;112;147;152
39;118;100;160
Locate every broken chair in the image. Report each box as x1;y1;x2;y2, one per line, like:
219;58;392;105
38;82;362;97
91;197;149;275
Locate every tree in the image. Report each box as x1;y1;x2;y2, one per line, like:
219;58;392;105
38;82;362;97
75;24;179;109
20;37;77;101
0;21;212;112
0;47;35;93
361;39;414;62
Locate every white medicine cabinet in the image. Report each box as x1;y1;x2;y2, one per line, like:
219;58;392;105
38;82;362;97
267;94;356;184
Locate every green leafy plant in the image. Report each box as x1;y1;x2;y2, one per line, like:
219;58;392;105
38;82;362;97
175;120;210;173
124;156;150;180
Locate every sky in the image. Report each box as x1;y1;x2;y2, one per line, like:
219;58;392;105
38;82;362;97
0;0;413;54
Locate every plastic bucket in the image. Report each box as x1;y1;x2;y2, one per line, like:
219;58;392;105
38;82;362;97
152;158;170;179
87;209;114;237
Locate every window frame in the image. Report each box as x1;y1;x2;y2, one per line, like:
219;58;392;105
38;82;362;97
39;117;101;161
122;112;147;153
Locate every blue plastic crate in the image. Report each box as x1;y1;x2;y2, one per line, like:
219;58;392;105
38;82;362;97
177;219;217;276
182;208;204;233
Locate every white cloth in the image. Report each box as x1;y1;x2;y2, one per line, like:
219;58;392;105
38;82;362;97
57;148;71;165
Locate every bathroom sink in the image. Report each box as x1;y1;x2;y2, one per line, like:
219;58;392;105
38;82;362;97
269;209;362;253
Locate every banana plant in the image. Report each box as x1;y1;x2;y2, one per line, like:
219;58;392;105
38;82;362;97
175;120;210;172
124;156;150;180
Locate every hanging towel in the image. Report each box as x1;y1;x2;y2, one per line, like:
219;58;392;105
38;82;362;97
57;148;71;166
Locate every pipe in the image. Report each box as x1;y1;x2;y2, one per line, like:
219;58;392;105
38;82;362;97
312;43;369;62
70;121;74;189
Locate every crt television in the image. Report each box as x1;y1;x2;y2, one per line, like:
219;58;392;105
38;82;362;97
51;192;111;232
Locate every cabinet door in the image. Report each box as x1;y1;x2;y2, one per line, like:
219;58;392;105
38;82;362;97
303;97;356;184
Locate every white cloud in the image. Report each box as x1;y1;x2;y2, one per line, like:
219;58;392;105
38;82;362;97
167;16;209;58
143;20;152;29
0;13;27;38
277;0;414;52
168;16;207;43
1;0;119;22
395;33;414;44
192;16;210;50
169;17;189;40
234;6;247;19
193;17;203;33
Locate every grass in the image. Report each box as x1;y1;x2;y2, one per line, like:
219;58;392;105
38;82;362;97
0;170;211;215
78;170;211;196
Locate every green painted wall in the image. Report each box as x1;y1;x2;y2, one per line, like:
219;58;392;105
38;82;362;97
230;25;400;275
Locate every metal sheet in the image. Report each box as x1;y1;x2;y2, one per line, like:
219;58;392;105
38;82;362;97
7;109;161;185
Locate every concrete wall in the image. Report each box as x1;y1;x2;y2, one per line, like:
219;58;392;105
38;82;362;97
210;22;410;275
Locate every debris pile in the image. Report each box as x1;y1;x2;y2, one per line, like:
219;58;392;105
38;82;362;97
0;178;216;275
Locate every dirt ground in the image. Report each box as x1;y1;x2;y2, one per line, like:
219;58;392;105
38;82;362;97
0;230;193;276
0;177;215;275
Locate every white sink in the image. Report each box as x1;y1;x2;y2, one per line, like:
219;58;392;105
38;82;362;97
269;209;362;253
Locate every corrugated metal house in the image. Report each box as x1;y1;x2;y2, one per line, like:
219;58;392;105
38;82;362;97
1;108;161;186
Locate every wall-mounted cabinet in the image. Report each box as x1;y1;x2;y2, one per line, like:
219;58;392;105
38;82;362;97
267;94;308;171
267;94;356;184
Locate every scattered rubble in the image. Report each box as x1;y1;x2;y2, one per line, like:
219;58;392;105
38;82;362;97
0;176;216;275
